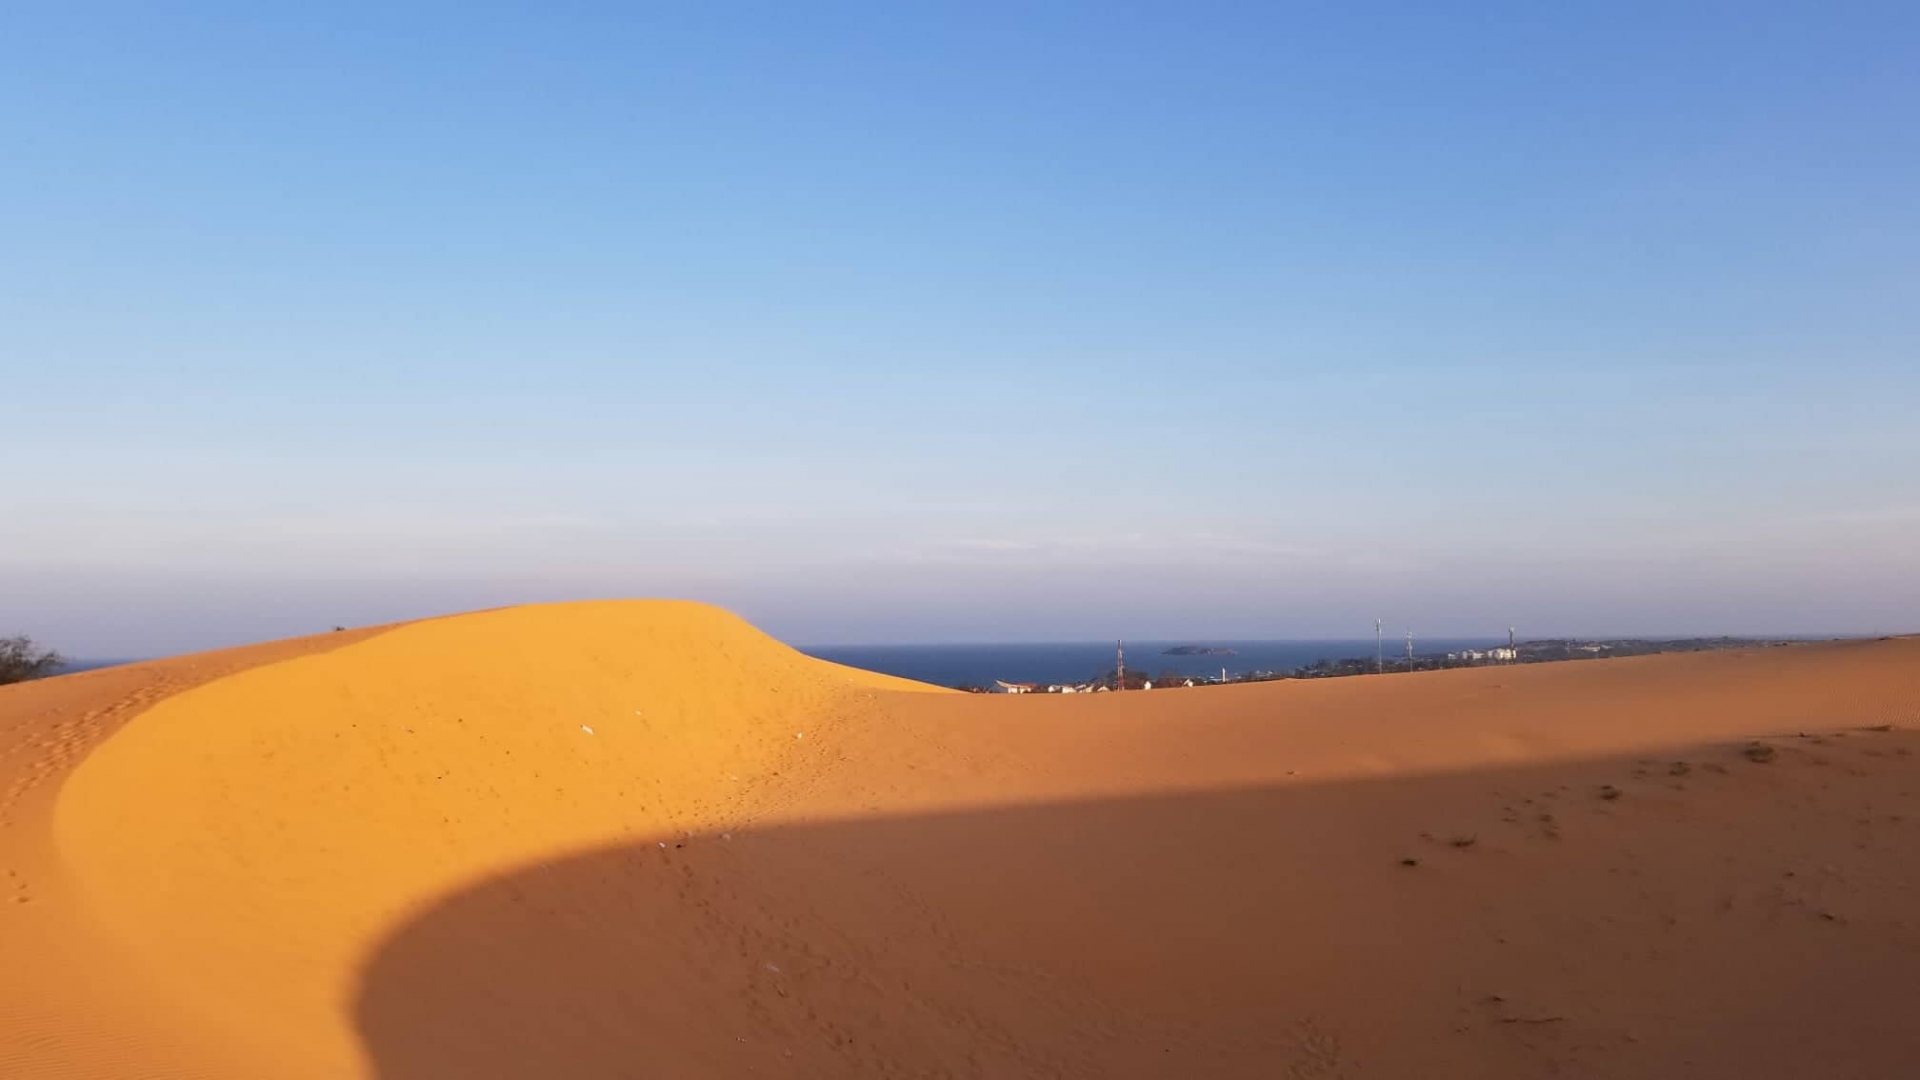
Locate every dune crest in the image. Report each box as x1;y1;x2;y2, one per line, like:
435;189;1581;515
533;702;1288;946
51;600;942;1075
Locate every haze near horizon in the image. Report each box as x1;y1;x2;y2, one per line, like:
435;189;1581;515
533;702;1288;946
4;2;1917;656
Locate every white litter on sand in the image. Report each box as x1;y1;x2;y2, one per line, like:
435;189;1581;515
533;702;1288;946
581;725;594;735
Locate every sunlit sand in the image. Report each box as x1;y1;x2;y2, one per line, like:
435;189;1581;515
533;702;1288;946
3;600;1917;1077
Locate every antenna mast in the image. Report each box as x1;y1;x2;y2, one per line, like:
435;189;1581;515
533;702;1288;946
1376;619;1383;674
1116;639;1125;692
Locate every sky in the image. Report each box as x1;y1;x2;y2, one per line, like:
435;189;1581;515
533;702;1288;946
3;2;1918;656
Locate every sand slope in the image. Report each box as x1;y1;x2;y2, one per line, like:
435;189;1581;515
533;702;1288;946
5;601;1920;1077
0;624;389;1078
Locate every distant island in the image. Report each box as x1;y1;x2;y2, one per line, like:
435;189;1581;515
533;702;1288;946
1162;645;1236;656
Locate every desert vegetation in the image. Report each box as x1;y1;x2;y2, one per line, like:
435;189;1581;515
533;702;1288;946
0;635;62;685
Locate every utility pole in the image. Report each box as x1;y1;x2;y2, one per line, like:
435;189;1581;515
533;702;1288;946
1406;629;1414;667
1376;619;1383;674
1116;639;1125;692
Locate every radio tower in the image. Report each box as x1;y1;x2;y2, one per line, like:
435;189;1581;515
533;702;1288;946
1406;629;1414;666
1376;619;1383;674
1116;639;1125;692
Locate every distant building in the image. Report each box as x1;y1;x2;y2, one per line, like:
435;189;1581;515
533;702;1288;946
993;680;1038;694
1489;647;1518;662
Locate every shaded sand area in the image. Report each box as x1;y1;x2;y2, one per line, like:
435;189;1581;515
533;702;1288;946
4;601;1920;1078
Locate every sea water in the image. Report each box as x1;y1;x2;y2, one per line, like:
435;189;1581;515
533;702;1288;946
803;638;1503;689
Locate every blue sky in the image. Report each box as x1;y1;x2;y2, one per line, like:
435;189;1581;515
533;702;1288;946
4;2;1917;655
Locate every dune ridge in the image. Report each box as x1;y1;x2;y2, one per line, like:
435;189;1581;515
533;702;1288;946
4;601;1918;1077
50;601;938;1075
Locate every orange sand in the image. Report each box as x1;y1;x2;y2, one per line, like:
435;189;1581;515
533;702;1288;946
4;600;1919;1077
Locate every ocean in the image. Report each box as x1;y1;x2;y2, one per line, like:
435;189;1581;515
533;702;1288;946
803;638;1504;689
54;659;140;675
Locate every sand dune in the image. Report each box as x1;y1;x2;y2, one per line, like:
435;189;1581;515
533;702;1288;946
4;601;1919;1077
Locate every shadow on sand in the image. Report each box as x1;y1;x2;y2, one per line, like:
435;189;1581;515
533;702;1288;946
355;732;1920;1079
